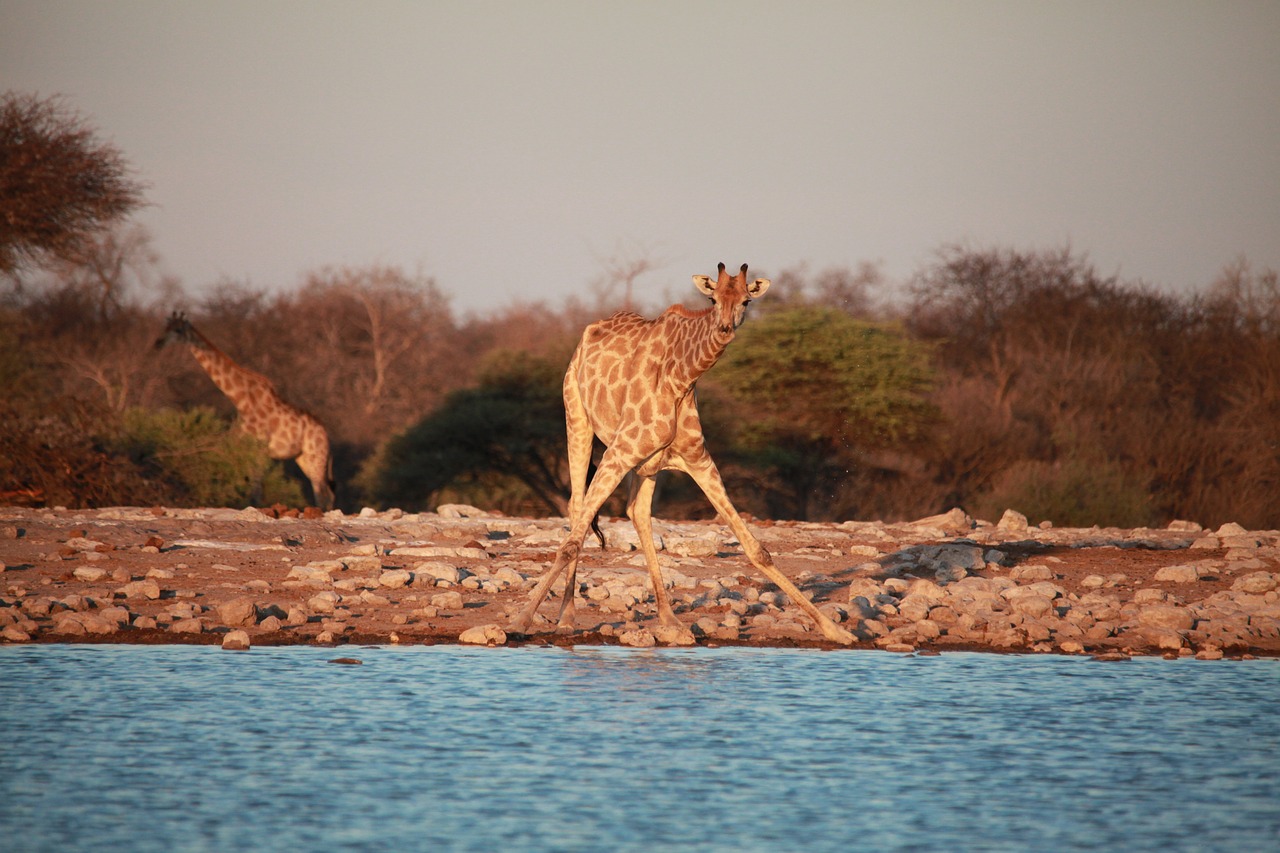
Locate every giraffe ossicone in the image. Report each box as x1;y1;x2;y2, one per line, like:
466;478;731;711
155;311;335;510
510;263;855;645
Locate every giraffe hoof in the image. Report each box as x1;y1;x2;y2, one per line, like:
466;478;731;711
823;624;856;645
654;625;696;646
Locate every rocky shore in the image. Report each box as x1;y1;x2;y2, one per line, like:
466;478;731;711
1;504;1277;659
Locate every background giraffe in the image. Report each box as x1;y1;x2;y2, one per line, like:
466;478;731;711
154;311;335;510
512;263;855;645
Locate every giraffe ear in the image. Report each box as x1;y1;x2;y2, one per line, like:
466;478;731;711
693;274;715;297
748;278;771;298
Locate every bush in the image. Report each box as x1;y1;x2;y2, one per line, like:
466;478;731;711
113;407;305;508
973;457;1155;529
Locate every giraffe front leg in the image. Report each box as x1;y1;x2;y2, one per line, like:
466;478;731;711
510;539;579;634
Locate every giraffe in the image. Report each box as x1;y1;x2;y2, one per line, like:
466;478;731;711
511;263;855;645
154;311;335;510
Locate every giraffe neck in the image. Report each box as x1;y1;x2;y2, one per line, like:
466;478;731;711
184;331;255;410
664;306;734;391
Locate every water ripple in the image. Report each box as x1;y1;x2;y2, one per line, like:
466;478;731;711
1;646;1277;852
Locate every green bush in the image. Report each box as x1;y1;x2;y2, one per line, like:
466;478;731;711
114;407;305;508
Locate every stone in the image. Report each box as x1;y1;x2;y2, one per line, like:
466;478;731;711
1232;572;1277;595
120;578;161;600
392;546;489;561
619;628;656;648
1137;604;1194;632
904;578;947;601
1007;593;1055;619
430;591;464;611
668;537;718;558
73;566;108;582
222;629;251;650
286;565;335;583
216;597;258;627
2;625;31;642
307;591;340;614
1010;565;1055;582
897;594;934;622
914;544;985;576
413;562;460;585
1131;625;1185;651
459;624;507;645
847;578;884;602
996;509;1029;532
169;618;203;634
340;556;383;574
912;507;973;533
98;605;132;626
378;569;412;589
436;503;487;518
914;619;942;640
1154;565;1202;583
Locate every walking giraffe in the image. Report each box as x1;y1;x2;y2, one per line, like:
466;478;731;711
511;263;855;644
155;312;335;510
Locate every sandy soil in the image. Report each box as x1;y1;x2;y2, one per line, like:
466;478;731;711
2;504;1277;659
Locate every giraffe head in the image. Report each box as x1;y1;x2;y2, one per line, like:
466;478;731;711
692;262;771;335
154;311;196;350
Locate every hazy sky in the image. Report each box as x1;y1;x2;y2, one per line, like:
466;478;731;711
3;0;1278;315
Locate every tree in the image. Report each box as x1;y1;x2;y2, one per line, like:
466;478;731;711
366;351;572;513
709;306;936;519
0;93;146;275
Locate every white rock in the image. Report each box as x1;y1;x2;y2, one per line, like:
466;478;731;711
459;624;507;645
1154;565;1201;583
120;578;161;600
1232;572;1277;594
378;569;412;589
307;591;340;614
1010;565;1055;582
437;504;487;518
413;561;460;584
216;598;258;627
619;628;656;648
430;591;464;611
222;630;251;651
997;509;1029;532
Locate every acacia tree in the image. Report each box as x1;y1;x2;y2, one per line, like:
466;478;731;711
366;351;573;513
708;306;936;520
0;92;145;276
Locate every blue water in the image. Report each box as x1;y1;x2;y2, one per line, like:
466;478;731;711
1;646;1276;852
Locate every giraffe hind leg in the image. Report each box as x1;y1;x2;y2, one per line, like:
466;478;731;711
511;449;636;634
674;451;854;645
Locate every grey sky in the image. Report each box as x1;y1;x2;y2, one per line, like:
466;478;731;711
3;0;1278;315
